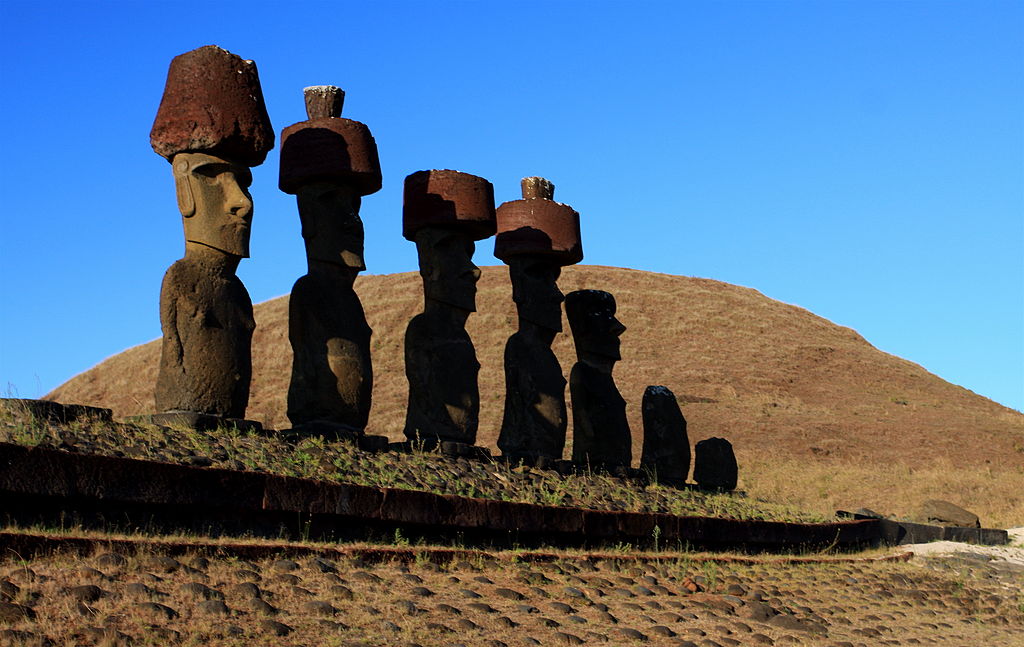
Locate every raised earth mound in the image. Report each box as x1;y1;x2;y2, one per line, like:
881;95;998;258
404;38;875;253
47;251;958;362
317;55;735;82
48;265;1024;524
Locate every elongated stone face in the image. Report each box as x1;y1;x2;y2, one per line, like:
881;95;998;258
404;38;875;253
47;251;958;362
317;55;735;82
566;289;625;362
174;152;254;258
416;227;481;313
509;256;563;333
295;181;365;270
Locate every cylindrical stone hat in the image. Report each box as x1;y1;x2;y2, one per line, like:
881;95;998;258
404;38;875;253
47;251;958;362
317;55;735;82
402;170;496;242
278;86;382;196
150;45;275;167
494;177;583;265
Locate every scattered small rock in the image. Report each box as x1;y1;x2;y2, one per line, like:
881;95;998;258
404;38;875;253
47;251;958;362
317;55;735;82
259;619;293;636
197;599;231;616
302;600;338;616
0;603;35;623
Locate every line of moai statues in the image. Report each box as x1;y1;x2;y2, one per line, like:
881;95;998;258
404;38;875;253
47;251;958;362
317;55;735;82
146;45;737;489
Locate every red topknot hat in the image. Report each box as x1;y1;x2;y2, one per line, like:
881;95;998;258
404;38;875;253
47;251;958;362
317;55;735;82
150;45;275;167
402;170;496;242
278;86;382;196
494;177;583;265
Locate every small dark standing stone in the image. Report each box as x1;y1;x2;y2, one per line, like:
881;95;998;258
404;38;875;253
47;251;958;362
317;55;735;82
693;437;738;491
640;385;690;482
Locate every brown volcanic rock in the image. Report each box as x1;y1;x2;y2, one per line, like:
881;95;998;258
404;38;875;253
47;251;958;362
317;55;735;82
48;265;1022;469
150;45;274;166
278;86;381;196
402;170;496;241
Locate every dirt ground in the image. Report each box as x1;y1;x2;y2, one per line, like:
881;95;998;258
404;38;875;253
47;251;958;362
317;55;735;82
2;535;1021;647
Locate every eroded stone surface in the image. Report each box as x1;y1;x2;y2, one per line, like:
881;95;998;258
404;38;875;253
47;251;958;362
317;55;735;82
155;246;254;418
693;437;738;491
566;290;630;468
402;171;495;446
640;386;691;482
281;86;381;434
916;499;981;528
496;178;582;463
150;45;274;166
151;46;272;420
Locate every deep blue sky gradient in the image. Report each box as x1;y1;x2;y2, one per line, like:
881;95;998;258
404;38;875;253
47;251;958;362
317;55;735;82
1;1;1021;411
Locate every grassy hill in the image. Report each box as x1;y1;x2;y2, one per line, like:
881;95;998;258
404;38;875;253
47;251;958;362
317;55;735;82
48;265;1024;526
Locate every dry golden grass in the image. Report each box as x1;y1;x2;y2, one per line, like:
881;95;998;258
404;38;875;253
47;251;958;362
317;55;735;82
738;450;1024;530
48;265;1024;526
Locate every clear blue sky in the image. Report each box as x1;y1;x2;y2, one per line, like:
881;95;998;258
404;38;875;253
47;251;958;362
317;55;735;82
0;1;1021;412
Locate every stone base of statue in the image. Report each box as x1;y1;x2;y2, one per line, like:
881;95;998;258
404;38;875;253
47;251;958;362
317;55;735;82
388;439;491;460
1;398;112;425
281;420;389;452
130;411;263;434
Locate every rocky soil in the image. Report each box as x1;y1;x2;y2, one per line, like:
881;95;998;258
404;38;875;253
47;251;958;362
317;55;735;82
1;542;1021;647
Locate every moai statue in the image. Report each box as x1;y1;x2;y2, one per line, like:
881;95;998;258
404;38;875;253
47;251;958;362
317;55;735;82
693;437;738;491
640;385;691;483
279;86;382;438
565;290;631;469
494;177;582;465
149;45;274;428
402;170;496;449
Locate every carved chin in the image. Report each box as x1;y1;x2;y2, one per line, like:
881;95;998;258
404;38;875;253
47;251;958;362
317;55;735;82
428;287;476;312
520;304;563;332
187;236;249;258
212;226;251;256
580;338;621;361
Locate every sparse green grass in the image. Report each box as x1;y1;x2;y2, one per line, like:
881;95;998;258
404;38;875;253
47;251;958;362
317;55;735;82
0;404;832;524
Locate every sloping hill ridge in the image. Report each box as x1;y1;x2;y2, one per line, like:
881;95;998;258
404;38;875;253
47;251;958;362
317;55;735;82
49;265;1023;470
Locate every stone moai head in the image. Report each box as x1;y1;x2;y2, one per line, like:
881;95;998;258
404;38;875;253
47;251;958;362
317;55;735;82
565;289;626;364
495;177;583;332
279;85;382;274
403;170;496;313
150;45;274;258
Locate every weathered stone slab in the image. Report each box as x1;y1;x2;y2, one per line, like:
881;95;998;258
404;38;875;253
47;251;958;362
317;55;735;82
131;412;263;433
1;399;111;424
916;499;981;528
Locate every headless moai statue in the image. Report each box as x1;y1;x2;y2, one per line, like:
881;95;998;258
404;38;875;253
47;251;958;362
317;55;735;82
693;437;738;491
640;385;691;483
279;86;382;436
566;289;631;469
150;45;274;422
402;170;496;447
494;177;583;464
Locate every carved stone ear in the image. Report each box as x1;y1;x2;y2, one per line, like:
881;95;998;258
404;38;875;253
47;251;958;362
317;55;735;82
173;157;195;218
